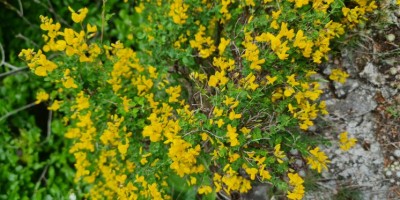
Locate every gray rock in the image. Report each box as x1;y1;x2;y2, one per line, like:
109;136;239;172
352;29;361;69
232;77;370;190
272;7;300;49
327;87;377;118
333;78;360;98
359;62;386;86
394;149;400;158
242;184;269;200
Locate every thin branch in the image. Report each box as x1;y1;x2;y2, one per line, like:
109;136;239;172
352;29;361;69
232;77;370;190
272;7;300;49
0;102;36;122
0;67;28;78
0;43;4;66
3;62;19;70
32;0;69;26
1;43;18;70
101;0;107;44
0;0;33;26
201;128;224;139
0;42;29;78
33;164;49;194
15;33;39;48
17;0;23;16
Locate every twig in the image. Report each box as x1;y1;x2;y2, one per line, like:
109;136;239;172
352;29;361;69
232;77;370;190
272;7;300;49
0;102;36;122
33;0;69;26
217;191;231;200
0;42;4;66
15;33;39;48
202;128;224;139
0;67;28;78
0;0;33;26
0;42;29;78
3;62;19;70
17;0;23;15
33;164;49;194
101;0;107;44
183;129;200;137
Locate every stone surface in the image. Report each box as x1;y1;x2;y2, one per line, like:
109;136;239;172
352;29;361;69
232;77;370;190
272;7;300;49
359;62;386;86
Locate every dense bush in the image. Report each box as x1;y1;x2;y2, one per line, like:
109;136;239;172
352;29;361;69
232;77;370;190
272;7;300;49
4;0;378;199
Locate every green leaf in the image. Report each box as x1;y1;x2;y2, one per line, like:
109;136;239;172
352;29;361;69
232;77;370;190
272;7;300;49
106;13;115;21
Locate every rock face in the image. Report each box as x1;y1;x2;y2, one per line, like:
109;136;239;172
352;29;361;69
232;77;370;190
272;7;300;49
304;42;400;199
305;80;388;199
360;62;386;86
326;85;377;118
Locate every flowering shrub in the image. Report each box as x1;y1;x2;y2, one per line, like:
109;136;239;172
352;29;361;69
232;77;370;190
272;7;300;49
19;0;377;199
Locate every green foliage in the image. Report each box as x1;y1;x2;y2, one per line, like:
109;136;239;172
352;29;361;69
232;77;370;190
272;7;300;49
334;186;363;200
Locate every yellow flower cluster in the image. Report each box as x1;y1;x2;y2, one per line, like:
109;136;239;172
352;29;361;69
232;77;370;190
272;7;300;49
213;168;252;194
20;0;381;199
68;6;88;23
274;144;286;164
19;49;57;76
306;147;330;173
220;0;232;23
342;0;377;28
329;68;349;84
287;173;305;200
48;100;62;111
62;69;78;89
190;25;216;58
339;131;357;151
35;91;49;104
273;73;328;130
255;19;345;63
168;0;189;25
288;0;310;8
38;11;100;63
255;22;293;61
243;33;266;70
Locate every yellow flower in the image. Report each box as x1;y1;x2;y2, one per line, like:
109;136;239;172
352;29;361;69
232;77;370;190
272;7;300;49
292;0;310;8
48;100;62;111
208;71;228;88
284;86;295;97
286;74;300;87
240;127;251;135
229;110;242;120
198;185;212;194
73;91;90;111
274;144;286;163
165;85;181;103
306;147;330;173
118;138;129;160
218;38;230;55
229;153;240;163
216;119;225;128
259;168;271;180
245;167;258;180
134;3;145;13
68;7;88;23
35;91;49;104
287;172;305;200
63;77;78;89
140;157;148;165
213;107;224;117
329;69;349;84
339;131;357;151
227;124;239;147
288;172;304;186
168;0;188;25
87;24;97;33
266;75;278;85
